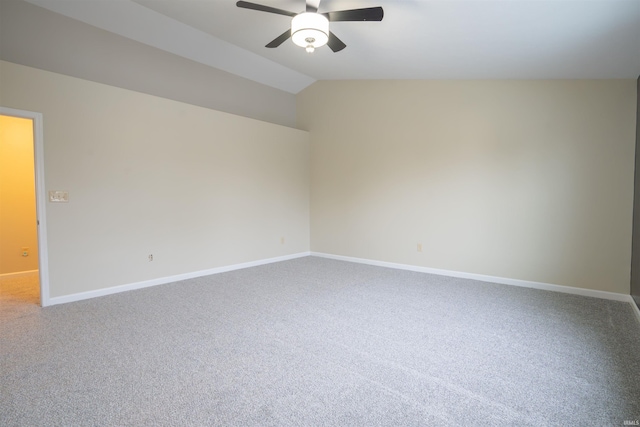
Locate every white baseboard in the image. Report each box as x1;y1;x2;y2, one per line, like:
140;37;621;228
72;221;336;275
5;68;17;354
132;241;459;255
630;298;640;325
47;252;311;306
0;269;39;279
43;251;640;326
311;252;634;304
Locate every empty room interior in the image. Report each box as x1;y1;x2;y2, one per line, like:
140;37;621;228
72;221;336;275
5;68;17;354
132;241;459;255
1;0;640;425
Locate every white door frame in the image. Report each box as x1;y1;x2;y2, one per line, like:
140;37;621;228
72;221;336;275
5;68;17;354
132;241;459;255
1;106;50;307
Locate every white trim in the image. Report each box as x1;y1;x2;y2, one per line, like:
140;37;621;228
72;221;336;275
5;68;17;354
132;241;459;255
630;298;640;325
0;269;39;279
311;252;633;303
47;252;311;306
0;107;50;307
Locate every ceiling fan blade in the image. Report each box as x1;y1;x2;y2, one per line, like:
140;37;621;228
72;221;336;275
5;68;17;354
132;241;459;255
236;1;296;17
266;29;291;48
326;7;384;22
327;32;346;52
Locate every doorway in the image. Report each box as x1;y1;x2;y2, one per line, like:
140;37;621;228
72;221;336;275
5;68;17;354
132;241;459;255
0;107;49;307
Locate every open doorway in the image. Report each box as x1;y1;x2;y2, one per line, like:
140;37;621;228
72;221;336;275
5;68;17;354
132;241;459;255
0;107;49;307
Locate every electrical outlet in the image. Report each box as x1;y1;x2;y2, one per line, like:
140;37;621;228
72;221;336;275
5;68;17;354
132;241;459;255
417;243;422;252
148;254;153;262
22;247;29;257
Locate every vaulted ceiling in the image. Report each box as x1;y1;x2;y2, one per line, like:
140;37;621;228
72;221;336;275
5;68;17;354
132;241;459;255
17;0;640;94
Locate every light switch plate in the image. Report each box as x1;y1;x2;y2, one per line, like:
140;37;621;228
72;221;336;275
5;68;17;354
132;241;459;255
49;190;69;203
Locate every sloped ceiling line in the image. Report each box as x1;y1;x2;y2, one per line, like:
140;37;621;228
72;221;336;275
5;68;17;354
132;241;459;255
23;0;316;94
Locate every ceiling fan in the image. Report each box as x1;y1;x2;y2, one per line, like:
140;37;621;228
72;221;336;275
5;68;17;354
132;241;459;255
236;1;384;53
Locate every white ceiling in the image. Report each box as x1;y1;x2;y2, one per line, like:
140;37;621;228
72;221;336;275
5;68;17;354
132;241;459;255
23;0;640;94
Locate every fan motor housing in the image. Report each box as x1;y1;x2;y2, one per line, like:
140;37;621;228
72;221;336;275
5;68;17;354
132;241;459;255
291;12;329;48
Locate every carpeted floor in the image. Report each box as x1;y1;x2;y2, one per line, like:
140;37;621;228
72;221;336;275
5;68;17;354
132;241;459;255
0;271;40;315
1;257;639;426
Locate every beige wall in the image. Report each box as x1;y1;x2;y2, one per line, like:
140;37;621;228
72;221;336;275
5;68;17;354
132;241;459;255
0;61;310;298
0;115;39;274
1;62;634;297
298;80;636;294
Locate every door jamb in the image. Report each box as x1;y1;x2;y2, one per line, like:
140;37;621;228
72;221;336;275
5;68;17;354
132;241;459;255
0;106;50;307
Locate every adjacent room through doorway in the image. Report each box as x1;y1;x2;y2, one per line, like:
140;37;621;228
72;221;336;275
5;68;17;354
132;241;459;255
0;114;40;306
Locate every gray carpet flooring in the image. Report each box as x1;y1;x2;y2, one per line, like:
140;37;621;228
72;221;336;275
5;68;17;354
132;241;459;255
1;257;639;426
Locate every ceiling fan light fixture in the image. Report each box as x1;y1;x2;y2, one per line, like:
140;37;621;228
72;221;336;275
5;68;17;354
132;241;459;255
291;12;328;51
